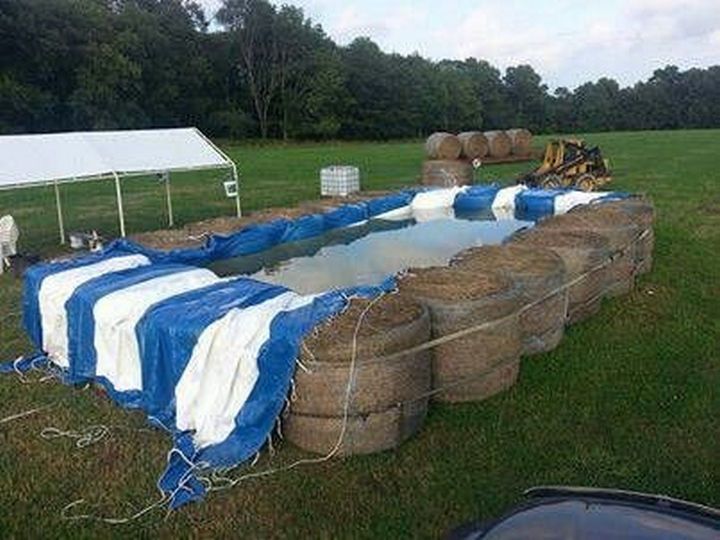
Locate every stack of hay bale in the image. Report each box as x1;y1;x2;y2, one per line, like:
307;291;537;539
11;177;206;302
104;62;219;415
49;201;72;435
422;132;473;187
422;128;534;186
286;294;432;455
285;196;655;457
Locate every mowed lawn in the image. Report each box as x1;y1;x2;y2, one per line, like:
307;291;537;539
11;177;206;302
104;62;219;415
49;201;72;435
0;130;718;537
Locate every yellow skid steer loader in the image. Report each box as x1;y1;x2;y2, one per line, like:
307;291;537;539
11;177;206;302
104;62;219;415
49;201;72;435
518;139;611;191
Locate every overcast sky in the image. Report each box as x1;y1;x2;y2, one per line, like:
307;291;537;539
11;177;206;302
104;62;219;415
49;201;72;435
199;0;720;90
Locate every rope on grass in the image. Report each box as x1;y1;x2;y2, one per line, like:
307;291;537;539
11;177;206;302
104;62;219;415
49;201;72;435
0;403;54;426
61;447;208;525
41;424;111;449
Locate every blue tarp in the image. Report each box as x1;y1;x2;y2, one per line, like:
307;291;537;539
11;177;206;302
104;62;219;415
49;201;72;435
454;184;501;211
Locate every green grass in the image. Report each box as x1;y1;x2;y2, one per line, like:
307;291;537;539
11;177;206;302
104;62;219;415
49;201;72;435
1;130;719;537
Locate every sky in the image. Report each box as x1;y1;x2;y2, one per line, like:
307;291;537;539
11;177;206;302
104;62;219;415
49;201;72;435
198;0;720;90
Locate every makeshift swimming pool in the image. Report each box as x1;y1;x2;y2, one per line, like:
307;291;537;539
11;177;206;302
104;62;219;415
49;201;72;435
3;184;647;512
210;211;531;294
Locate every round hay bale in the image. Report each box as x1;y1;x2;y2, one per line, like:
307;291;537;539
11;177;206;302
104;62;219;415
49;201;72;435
510;229;611;325
458;131;489;159
398;267;523;403
287;293;432;456
451;244;567;355
293;293;431;416
579;198;655;275
539;210;640;297
506;128;533;156
425;132;462;160
284;399;426;456
421;160;473;187
484;130;512;158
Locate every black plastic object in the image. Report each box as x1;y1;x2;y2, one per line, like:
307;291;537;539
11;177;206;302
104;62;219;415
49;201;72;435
447;486;720;540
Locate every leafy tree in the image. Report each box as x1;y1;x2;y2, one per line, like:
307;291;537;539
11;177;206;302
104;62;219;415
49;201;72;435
0;0;719;139
504;65;547;131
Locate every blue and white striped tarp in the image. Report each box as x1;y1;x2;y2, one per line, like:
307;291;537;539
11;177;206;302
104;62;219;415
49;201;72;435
4;185;625;508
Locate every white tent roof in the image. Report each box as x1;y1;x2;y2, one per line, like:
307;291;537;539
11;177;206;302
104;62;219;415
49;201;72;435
0;127;240;241
0;127;232;188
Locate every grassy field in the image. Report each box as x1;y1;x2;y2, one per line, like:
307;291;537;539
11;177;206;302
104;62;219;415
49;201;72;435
0;130;718;537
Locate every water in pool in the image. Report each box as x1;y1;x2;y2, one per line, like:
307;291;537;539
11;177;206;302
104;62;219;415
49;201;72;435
209;208;534;294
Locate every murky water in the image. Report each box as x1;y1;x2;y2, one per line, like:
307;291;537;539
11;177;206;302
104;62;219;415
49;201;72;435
209;209;534;294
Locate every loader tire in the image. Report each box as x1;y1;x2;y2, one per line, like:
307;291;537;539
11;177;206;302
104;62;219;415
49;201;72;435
576;173;596;192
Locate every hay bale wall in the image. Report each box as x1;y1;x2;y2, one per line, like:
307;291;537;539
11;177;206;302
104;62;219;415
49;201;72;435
506;128;533;156
457;131;489;159
286;293;432;456
451;244;567;355
539;210;640;297
580;198;655;275
283;197;656;458
421;160;473;187
425;132;462;160
399;268;522;403
285;401;426;456
510;229;611;324
484;130;512;158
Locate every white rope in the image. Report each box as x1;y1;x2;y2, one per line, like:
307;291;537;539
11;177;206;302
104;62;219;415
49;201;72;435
40;425;111;449
61;447;207;524
0;404;53;425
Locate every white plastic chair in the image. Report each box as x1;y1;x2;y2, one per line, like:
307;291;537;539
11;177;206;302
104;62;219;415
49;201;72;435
0;215;19;275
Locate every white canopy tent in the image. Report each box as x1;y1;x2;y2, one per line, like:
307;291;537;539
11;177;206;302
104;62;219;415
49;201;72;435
0;127;240;243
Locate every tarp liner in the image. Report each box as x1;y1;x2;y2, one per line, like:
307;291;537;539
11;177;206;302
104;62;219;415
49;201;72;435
5;186;627;509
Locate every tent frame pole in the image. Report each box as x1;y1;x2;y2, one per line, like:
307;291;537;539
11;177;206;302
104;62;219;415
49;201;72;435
113;171;126;237
54;179;66;244
164;171;174;227
193;127;241;218
232;164;242;218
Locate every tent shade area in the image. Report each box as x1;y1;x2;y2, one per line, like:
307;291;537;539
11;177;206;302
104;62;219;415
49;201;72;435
0;127;240;243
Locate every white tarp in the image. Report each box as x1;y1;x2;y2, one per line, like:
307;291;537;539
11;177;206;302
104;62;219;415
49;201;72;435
0;128;230;188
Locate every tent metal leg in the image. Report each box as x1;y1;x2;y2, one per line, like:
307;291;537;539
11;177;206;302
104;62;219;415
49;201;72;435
54;180;66;244
165;173;174;227
113;172;126;237
232;165;242;218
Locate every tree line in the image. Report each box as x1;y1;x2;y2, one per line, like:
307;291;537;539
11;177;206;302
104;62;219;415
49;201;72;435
2;0;720;139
